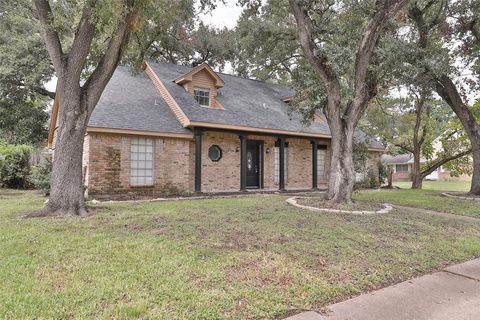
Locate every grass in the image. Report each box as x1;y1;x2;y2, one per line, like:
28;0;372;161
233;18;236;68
393;180;471;192
1;189;480;319
356;188;480;218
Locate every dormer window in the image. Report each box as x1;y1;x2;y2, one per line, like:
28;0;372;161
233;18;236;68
194;87;210;107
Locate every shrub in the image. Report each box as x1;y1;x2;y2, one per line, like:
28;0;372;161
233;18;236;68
29;156;52;195
378;161;388;185
355;168;379;190
0;140;32;189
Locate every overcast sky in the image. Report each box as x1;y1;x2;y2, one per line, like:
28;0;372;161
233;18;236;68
199;0;243;29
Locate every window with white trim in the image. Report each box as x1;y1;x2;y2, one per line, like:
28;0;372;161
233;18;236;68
274;143;288;184
317;146;327;181
130;138;154;186
193;87;210;107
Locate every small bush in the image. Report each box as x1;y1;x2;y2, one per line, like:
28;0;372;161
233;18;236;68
378;161;388;185
355;168;379;190
0;140;32;189
29;156;52;195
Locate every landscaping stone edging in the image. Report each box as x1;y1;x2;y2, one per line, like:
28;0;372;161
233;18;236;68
286;197;393;215
442;192;480;201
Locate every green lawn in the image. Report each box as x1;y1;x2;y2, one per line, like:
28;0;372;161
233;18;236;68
355;189;480;218
1;190;480;319
393;180;471;192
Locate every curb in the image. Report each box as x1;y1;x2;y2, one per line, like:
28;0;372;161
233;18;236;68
286;197;393;215
442;192;480;201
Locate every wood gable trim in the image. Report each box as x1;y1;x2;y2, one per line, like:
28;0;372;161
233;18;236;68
47;84;59;149
87;126;194;139
144;62;191;127
174;63;225;88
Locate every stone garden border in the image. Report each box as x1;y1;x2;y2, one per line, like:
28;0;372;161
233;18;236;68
442;192;480;201
286;196;393;215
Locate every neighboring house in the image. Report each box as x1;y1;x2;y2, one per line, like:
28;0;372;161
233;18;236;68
382;154;471;182
48;62;384;198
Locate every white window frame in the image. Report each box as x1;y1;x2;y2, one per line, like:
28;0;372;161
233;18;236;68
130;138;154;186
193;87;211;107
274;146;288;184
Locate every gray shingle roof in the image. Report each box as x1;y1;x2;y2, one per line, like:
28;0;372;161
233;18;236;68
382;154;414;164
88;62;383;150
89;66;190;135
148;62;331;135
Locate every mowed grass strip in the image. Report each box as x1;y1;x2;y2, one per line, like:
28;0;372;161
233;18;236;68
355;189;480;218
1;189;480;319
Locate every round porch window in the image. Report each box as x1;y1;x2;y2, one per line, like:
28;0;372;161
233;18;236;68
208;145;222;162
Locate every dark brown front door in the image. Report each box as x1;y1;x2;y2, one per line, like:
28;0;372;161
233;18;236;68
246;141;261;188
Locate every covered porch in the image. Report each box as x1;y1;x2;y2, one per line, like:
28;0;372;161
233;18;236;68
192;127;331;193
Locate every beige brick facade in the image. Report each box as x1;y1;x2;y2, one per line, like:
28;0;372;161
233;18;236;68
83;131;382;197
85;133;192;196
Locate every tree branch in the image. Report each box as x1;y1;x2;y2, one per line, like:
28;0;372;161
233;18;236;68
349;0;409;126
67;2;97;80
421;149;472;177
33;86;56;99
435;74;479;139
83;0;139;114
288;0;341;97
34;0;65;73
394;143;414;153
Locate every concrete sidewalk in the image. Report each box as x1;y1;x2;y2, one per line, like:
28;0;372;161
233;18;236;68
286;258;480;320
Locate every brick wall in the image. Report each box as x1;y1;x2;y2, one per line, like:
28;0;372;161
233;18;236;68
85;133;191;196
84;131;380;196
199;132;330;192
200;131;241;192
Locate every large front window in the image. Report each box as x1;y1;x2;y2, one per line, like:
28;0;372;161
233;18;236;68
194;87;210;107
130;138;154;186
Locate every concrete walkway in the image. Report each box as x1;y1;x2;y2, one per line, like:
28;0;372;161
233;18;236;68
286;258;480;320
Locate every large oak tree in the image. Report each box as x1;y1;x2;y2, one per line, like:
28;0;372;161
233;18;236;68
18;0;216;217
405;0;480;195
288;0;409;202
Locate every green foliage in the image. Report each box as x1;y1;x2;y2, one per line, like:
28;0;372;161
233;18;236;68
356;168;379;190
353;140;369;173
378;161;388;185
0;140;32;189
0;1;52;145
0;97;48;145
29;156;52;195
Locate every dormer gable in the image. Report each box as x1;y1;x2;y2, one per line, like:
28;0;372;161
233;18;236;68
174;63;224;88
174;63;224;109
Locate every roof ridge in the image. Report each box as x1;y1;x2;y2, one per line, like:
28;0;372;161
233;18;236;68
147;60;291;89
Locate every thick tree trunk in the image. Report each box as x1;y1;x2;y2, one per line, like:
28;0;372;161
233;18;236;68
326;123;355;203
470;142;480;195
435;75;480;195
411;146;423;189
23;87;90;217
411;172;423;189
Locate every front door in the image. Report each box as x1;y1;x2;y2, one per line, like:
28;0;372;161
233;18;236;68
246;141;261;188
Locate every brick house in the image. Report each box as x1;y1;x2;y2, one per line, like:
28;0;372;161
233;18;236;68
48;62;384;198
382;154;472;182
